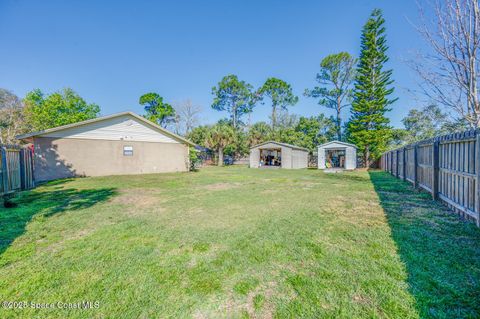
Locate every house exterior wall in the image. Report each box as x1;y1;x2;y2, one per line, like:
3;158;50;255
33;137;189;182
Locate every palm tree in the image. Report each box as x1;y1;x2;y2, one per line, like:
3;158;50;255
247;121;272;147
206;123;236;166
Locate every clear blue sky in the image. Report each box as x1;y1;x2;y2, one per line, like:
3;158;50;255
0;0;428;128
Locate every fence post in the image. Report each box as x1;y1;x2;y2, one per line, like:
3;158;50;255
475;131;480;227
19;149;26;190
413;143;418;188
28;148;35;188
402;147;406;181
1;147;8;194
396;149;399;178
432;139;440;200
389;151;393;174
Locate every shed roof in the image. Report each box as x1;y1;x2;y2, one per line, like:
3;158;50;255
250;141;309;152
318;140;357;149
16;111;195;146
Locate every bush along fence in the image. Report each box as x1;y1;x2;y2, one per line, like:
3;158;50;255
0;144;35;198
381;129;480;227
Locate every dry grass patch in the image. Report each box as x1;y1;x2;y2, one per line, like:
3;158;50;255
110;188;165;216
203;182;241;191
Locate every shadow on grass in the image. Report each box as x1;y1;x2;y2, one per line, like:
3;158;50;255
0;180;117;256
368;171;480;318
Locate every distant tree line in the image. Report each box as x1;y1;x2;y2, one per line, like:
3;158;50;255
189;8;396;167
1;1;478;168
0;88;100;144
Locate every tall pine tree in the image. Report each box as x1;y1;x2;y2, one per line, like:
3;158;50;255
347;9;396;167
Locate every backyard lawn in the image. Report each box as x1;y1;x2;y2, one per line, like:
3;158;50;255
0;167;479;318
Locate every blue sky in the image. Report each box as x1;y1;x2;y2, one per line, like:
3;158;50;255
0;0;428;128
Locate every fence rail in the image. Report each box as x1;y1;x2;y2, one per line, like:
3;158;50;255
381;129;480;226
0;144;35;197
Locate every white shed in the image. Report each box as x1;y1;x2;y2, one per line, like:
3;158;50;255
318;141;357;170
250;141;309;169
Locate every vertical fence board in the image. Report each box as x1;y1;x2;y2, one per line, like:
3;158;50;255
1;147;8;194
381;130;479;226
0;145;34;197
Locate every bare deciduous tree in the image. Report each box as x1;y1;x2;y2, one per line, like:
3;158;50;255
413;0;480;126
173;99;202;135
0;89;26;144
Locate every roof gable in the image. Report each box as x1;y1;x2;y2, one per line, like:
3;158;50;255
17;112;194;146
318;140;357;149
250;141;309;152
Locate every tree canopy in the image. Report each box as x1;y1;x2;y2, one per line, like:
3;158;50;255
205;123;236;166
257;77;298;130
24;88;100;131
389;104;468;148
140;93;176;128
305;52;356;140
0;89;26;144
347;9;396;167
211;75;256;129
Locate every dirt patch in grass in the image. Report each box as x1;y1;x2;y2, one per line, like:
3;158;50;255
209;281;279;319
245;281;277;319
352;293;372;305
110;189;165;216
45;225;108;254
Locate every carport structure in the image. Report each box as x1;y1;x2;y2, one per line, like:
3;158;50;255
317;140;357;170
249;141;309;169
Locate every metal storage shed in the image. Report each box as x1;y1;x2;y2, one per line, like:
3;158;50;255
250;141;309;169
318;141;357;170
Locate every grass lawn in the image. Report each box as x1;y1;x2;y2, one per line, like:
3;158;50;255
0;167;479;318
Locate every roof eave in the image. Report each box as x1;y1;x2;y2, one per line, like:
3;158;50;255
318;140;357;149
15;111;195;146
250;140;309;152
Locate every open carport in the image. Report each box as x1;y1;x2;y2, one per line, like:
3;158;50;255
249;141;309;169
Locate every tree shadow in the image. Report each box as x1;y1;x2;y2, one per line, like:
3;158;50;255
0;181;117;256
368;171;480;318
33;138;86;182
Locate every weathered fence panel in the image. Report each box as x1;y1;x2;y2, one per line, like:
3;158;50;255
0;145;35;196
405;145;415;183
381;129;480;226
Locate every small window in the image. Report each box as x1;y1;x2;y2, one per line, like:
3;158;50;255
123;146;133;156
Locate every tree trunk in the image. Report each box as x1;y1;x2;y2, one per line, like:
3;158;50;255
218;147;224;166
364;146;370;168
232;104;237;129
336;102;342;141
272;104;277;131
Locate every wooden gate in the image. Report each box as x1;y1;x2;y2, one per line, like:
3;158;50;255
0;145;35;196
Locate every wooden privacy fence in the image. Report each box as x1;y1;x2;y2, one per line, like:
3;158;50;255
381;129;480;226
0;145;35;196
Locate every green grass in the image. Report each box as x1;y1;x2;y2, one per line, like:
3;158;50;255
0;167;478;318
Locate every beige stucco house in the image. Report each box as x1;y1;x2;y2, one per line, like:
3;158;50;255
17;112;194;182
249;141;309;169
